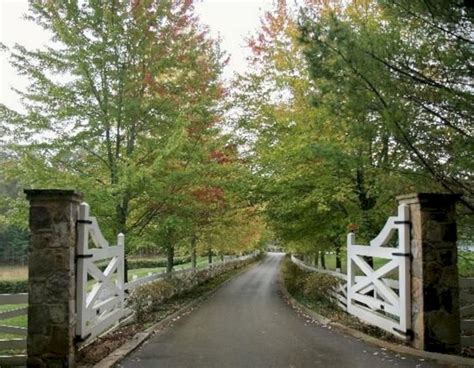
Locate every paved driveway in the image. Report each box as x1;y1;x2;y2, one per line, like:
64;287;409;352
121;253;437;367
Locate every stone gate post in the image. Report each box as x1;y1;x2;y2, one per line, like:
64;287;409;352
397;193;461;354
25;189;82;367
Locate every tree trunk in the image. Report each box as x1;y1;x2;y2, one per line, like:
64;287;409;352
320;251;326;269
116;194;130;282
220;253;224;262
335;245;342;271
191;236;197;269
314;252;319;267
208;249;213;264
166;244;174;273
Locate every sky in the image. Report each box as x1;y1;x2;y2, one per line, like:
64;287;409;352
0;0;275;111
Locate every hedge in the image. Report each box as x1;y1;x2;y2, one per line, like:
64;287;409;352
0;280;28;294
96;255;192;271
126;255;191;270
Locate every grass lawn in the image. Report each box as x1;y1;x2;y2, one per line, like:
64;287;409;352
0;266;28;282
314;253;395;277
0;303;27;351
314;250;474;278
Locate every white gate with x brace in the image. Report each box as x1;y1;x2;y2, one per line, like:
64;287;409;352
347;204;411;340
76;202;125;343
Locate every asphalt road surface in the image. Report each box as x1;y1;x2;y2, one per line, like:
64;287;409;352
121;253;437;368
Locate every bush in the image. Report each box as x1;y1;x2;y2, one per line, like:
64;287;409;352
0;280;28;293
282;258;307;295
128;255;259;323
282;256;339;306
302;272;339;305
127;256;191;270
128;279;175;323
96;255;192;271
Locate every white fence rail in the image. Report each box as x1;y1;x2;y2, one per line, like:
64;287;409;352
76;203;125;345
347;204;411;340
460;277;474;347
0;293;28;366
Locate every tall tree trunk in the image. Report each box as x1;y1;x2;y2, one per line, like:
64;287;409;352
335;244;342;271
191;235;197;269
314;252;319;267
320;251;326;270
208;248;213;264
166;244;174;274
116;195;129;282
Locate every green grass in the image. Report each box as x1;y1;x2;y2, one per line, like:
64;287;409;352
127;256;209;279
0;303;27;349
0;266;28;282
315;253;389;274
458;251;474;277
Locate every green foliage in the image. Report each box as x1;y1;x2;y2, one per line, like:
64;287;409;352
299;0;473;231
0;280;28;294
230;0;473;258
0;0;266;261
126;256;191;270
128;279;176;323
282;257;308;295
128;256;258;323
282;256;337;307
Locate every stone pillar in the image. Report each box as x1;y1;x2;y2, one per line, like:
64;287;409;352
397;193;461;354
25;189;82;367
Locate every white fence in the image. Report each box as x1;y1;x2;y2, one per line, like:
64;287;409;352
347;204;411;340
76;203;125;344
290;204;411;340
0;293;28;366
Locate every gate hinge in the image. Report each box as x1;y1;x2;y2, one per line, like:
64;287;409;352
77;219;93;224
394;220;411;225
393;327;414;340
392;252;411;257
76;254;93;259
74;333;91;343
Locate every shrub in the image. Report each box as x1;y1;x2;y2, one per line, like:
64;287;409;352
97;255;192;271
127;256;191;270
282;255;340;307
128;279;175;323
302;272;339;305
128;255;258;323
282;258;307;295
0;280;28;293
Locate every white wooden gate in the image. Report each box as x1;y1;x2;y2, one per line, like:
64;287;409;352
76;203;125;343
0;293;28;366
347;204;411;340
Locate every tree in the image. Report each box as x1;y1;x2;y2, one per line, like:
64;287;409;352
0;0;226;255
299;0;474;233
230;0;410;264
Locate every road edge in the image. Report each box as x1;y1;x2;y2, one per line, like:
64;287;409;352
92;259;262;368
277;259;474;368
